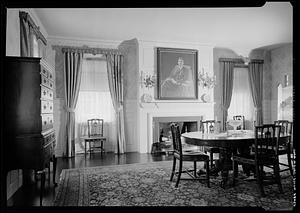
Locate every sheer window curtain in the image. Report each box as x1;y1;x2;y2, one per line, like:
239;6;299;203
228;67;255;129
75;55;116;154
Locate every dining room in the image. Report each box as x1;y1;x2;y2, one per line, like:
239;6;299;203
2;1;294;210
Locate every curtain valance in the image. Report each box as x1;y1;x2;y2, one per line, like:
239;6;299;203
219;58;264;65
19;11;47;45
249;59;264;64
219;58;244;63
61;46;123;56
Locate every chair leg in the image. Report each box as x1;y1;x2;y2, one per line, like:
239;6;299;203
210;152;214;168
37;170;46;206
175;159;183;188
206;160;210;188
274;161;283;193
256;164;265;197
84;140;87;158
232;160;236;186
34;170;38;182
287;150;294;176
170;157;176;181
194;161;197;177
52;155;57;186
90;141;92;156
48;164;50;185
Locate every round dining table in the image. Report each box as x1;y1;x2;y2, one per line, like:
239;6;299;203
181;130;289;188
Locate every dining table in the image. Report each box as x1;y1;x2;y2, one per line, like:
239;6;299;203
181;130;289;188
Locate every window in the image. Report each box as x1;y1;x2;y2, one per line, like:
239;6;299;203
228;67;255;129
75;54;116;153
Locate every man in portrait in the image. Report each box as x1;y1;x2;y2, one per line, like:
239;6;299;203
161;57;195;98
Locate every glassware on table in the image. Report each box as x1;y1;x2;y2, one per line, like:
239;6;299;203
228;119;243;131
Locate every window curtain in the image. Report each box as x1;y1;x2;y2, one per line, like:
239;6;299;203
63;51;83;157
75;58;116;153
19;11;47;57
228;67;255;129
220;61;235;131
20;13;34;57
105;54;126;154
248;61;264;126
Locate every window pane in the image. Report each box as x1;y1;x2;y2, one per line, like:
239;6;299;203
75;57;114;123
228;67;254;129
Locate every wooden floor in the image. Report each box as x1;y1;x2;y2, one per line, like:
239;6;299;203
7;152;173;207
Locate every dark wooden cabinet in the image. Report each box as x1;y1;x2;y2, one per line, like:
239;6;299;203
3;56;57;206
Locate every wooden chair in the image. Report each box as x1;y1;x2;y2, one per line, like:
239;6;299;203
232;124;283;197
200;120;220;169
233;115;245;130
170;123;210;188
82;119;106;156
274;120;293;176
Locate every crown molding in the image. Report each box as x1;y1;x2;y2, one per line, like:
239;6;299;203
47;36;122;48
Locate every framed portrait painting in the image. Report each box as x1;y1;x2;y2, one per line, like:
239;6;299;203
157;47;198;100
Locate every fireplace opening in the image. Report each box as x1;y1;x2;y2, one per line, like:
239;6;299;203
151;117;200;154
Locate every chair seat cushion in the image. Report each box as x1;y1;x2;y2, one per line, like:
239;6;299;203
174;150;209;161
182;144;200;151
233;153;277;165
204;146;220;153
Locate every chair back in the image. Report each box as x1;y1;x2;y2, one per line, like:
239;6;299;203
200;120;218;133
170;123;182;156
254;124;281;159
274;120;290;135
233;115;245;130
274;120;293;148
87;119;104;137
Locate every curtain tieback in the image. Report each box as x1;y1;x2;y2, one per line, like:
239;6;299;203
65;107;75;113
117;105;123;112
255;107;262;112
221;105;228;111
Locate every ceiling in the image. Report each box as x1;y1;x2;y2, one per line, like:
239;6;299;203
33;2;293;56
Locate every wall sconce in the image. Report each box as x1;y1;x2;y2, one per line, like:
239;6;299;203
284;74;289;87
140;71;156;89
198;68;216;89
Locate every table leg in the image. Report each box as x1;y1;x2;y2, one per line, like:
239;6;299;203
215;148;233;188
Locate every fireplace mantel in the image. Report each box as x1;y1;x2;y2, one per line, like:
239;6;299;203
138;102;214;153
142;112;209;153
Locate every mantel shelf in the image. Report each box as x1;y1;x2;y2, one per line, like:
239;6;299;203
139;101;215;108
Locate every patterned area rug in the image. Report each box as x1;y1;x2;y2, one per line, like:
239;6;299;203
53;161;295;210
